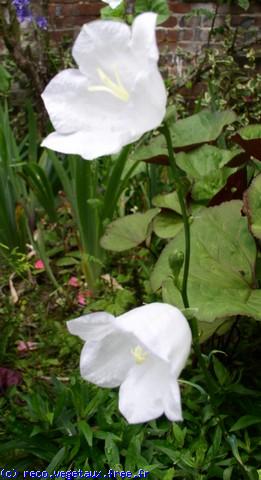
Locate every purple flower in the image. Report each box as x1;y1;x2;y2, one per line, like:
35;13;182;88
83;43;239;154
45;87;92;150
35;16;48;30
12;0;32;22
12;0;48;30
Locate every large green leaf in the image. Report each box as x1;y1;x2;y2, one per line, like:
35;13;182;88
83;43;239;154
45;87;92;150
243;173;261;240
152;191;182;214
170;110;237;149
131;110;237;163
100;208;160;251
151;201;261;323
175;145;241;202
135;0;170;24
153;211;183;239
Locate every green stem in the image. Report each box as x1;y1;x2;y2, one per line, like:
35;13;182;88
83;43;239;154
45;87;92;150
163;123;250;477
162;122;217;395
162;123;190;308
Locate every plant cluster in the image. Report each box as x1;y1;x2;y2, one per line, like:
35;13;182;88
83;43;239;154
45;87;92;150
0;0;260;479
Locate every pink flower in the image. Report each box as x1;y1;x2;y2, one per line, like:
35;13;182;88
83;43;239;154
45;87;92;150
68;276;80;288
77;290;93;306
34;259;45;270
84;290;93;298
77;293;86;306
17;341;38;353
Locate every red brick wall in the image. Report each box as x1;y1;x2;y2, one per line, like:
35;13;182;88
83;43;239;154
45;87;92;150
47;0;261;57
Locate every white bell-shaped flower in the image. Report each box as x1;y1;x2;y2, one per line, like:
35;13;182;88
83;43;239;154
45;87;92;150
67;303;192;424
41;13;167;160
102;0;122;8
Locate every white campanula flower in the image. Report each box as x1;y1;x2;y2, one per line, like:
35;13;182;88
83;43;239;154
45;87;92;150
41;13;167;160
67;303;192;424
102;0;122;8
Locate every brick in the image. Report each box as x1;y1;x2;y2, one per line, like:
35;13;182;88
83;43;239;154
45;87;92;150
162;15;178;28
179;15;200;28
180;28;195;41
230;15;256;28
165;29;179;43
49;28;75;42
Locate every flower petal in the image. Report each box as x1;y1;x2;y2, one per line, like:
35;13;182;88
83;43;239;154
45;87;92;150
131;13;159;63
114;303;192;373
67;312;115;342
119;356;170;423
41;69;91;134
103;0;122;8
72;20;131;78
128;68;167;138
41;129;129;160
163;378;183;421
79;331;134;387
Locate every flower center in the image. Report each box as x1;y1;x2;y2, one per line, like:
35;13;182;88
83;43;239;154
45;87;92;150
131;345;148;365
88;67;130;102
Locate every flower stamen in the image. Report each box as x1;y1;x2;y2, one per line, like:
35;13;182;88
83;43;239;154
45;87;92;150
88;67;130;102
131;345;148;365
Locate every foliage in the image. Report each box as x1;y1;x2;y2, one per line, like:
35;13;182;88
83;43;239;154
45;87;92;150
0;1;260;477
0;270;260;477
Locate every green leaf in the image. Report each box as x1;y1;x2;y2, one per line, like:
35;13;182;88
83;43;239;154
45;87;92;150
176;145;241;202
55;256;79;267
131;110;237;163
151;201;261;324
105;434;120;468
0;65;11;93
172;423;186;448
135;0;170;24
212;356;230;386
46;447;66;473
153;211;183;238
100;2;125;19
239;125;261;140
21;163;57;222
78;420;93;447
243;173;261;240
100;208;160;251
237;0;250;10
152;191;182;214
232;124;261;161
230;415;261;432
163;468;175;480
170;110;237;149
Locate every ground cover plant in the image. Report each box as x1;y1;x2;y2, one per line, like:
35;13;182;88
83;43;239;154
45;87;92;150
0;0;261;478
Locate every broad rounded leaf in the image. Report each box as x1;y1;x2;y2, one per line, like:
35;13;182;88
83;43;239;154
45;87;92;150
135;0;170;24
100;208;160;251
153;211;183;239
152;191;182;214
171;110;237;150
176;145;241;202
130;110;237;164
151;201;261;323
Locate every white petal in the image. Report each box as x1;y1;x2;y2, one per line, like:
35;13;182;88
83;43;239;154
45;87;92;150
114;303;192;373
163;378;183;421
128;68;167;138
131;13;159;63
80;331;134;388
67;312;115;342
103;0;122;8
41;69;91;134
119;357;170;423
72;20;131;78
41;129;129;160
